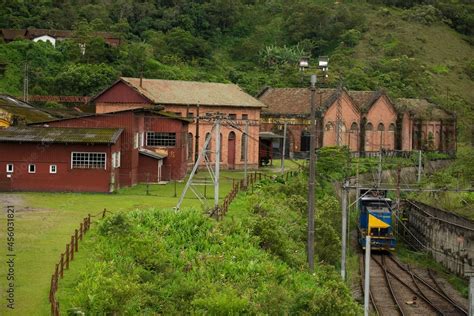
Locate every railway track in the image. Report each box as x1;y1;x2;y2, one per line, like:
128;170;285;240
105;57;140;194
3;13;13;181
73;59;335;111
362;253;467;316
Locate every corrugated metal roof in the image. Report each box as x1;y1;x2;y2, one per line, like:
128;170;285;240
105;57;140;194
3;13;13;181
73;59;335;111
0;95;55;124
0;127;123;144
139;148;167;160
120;77;265;108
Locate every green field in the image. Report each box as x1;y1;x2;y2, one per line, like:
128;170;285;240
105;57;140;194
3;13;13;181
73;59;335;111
0;165;300;316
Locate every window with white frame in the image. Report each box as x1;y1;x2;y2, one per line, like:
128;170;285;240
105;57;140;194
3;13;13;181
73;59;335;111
134;133;139;149
140;132;144;147
146;132;176;147
28;164;36;173
50;165;57;174
112;152;121;168
6;164;13;173
71;152;106;169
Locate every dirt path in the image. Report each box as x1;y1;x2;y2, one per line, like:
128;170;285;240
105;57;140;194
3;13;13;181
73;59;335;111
0;193;46;212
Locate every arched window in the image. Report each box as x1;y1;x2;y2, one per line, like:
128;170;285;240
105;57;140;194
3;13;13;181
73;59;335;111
350;122;359;131
325;122;333;131
366;122;373;131
205;132;211;161
389;123;396;131
377;123;385;131
300;130;311;152
187;133;193;160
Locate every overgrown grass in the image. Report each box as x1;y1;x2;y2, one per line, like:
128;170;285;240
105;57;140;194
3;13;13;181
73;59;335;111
56;175;362;315
0;169;264;316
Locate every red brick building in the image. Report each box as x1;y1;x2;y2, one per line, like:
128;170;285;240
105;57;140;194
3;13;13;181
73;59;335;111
0;127;123;192
92;77;266;169
258;87;456;156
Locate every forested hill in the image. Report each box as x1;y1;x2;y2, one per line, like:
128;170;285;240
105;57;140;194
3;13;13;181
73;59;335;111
0;0;473;138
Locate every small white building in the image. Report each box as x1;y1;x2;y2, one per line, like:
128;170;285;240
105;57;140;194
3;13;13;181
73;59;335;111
32;35;56;47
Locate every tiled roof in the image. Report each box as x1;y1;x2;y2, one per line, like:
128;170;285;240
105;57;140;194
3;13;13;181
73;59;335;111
0;95;55;124
347;90;383;112
0;127;123;144
120;77;265;108
258;87;337;115
395;98;454;120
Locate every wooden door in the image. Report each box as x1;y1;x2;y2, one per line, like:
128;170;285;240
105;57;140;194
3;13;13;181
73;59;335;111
227;132;236;169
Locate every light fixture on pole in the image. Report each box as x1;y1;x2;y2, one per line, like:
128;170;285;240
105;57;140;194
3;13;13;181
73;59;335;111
300;56;329;272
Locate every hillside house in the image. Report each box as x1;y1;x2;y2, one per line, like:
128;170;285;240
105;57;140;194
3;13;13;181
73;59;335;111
93;77;266;169
0;28;121;47
258;87;456;157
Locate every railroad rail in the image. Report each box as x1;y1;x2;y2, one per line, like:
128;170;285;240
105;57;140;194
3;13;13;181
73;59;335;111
362;253;467;316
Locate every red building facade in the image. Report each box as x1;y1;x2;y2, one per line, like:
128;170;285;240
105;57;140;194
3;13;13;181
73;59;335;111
93;77;265;169
258;87;456;157
0;127;123;192
42;108;190;187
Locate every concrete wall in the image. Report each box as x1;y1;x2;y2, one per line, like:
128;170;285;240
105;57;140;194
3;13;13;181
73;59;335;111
400;200;474;276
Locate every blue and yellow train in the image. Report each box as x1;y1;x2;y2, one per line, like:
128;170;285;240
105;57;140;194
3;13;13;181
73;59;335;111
358;189;396;251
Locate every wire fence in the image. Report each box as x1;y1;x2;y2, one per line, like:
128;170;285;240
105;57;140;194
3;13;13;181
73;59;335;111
49;209;112;316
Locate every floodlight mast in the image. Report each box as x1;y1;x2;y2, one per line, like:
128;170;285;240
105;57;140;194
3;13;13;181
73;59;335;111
301;56;329;273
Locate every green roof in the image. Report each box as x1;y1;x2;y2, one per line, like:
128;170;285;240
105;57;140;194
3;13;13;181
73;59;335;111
0;95;55;124
0;127;123;144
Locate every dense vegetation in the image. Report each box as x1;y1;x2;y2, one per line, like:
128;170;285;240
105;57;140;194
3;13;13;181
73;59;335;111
412;145;474;219
0;1;473;139
64;185;360;314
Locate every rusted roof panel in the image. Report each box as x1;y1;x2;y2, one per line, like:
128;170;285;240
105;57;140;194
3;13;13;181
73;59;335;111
120;77;265;108
0;127;123;144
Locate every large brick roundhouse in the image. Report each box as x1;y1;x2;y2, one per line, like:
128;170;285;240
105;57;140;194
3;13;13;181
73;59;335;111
93;77;266;169
0;108;190;192
258;87;456;157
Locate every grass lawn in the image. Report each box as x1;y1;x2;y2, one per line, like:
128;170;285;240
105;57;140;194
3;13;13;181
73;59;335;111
0;166;296;316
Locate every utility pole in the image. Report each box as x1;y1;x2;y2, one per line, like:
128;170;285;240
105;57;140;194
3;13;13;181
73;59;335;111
377;149;383;187
23;62;29;103
341;180;348;280
214;118;221;208
244;119;249;187
469;272;474;316
307;74;317;272
194;103;200;165
417;150;422;183
281;121;287;174
364;236;371;316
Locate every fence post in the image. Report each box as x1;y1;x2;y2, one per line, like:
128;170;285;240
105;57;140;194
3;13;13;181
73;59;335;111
65;244;70;270
80;222;83;241
102;208;106;218
70;236;75;261
75;229;79;252
60;254;64;278
174;180;177;197
88;214;91;229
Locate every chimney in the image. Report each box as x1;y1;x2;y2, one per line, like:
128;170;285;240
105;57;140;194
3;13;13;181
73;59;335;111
139;73;143;88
